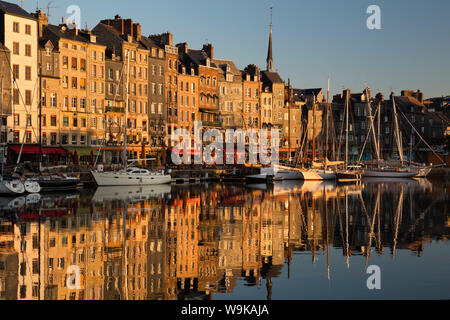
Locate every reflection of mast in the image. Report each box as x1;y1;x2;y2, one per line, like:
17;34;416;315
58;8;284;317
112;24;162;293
392;186;404;259
360;187;379;268
325;184;330;282
266;276;272;301
122;199;129;300
345;188;350;270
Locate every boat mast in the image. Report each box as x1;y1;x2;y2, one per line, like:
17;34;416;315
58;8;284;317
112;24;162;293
123;52;130;170
312;95;316;164
392;95;404;166
345;89;349;170
377;99;381;168
325;76;330;171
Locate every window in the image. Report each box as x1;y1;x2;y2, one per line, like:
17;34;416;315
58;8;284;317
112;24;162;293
13;42;19;55
13;64;19;79
51;93;57;107
25;66;31;80
108;68;113;79
71;57;77;70
51;116;57;126
13;22;19;33
62;56;68;68
25;44;31;57
80;59;86;71
13;89;20;105
25;90;32;105
72;97;77;110
46;47;51;56
25;24;31;35
63;117;69;127
72;77;77;89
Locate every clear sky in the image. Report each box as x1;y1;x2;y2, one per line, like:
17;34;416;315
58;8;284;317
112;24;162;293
21;0;450;98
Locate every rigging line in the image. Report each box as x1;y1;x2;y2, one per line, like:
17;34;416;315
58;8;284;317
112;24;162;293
94;61;126;167
397;108;445;165
358;103;380;163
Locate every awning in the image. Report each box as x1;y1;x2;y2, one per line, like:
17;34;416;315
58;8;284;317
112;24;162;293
8;145;68;155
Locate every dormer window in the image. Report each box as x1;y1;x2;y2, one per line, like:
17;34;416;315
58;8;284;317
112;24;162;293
46;47;52;56
206;58;210;67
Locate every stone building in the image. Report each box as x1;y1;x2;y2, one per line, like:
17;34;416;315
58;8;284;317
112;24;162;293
140;36;166;154
93;16;151;161
214;58;243;130
0;42;11;145
242;64;261;130
177;60;199;138
149;33;178;148
40;21;107;162
178;43;220;134
0;1;39;145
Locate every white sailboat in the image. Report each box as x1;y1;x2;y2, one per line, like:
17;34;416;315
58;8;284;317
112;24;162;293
362;92;418;178
91;52;171;187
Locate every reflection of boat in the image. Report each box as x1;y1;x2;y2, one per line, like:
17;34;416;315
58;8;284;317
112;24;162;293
92;184;171;203
0;196;26;211
0;178;25;195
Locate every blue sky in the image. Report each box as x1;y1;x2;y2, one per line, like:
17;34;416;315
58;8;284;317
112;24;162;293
21;0;450;98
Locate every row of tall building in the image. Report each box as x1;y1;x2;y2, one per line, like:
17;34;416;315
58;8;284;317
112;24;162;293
0;1;448;165
0;181;447;300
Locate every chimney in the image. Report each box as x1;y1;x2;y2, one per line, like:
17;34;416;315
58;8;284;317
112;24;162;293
176;42;188;54
32;10;48;38
101;16;134;38
133;23;141;41
202;44;213;59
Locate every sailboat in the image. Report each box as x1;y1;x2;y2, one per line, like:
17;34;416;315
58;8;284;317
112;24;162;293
336;89;362;182
91;52;171;187
275;79;336;181
361;92;418;178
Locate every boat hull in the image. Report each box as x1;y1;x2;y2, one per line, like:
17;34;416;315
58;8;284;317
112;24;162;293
362;169;418;178
91;171;171;186
37;177;80;192
0;179;25;195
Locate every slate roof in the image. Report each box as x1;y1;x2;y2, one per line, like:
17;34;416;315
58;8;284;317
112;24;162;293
261;71;284;85
213;58;241;82
186;49;217;68
293;88;322;97
0;0;33;19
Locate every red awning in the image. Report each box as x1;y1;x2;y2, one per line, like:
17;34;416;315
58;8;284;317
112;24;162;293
9;145;68;155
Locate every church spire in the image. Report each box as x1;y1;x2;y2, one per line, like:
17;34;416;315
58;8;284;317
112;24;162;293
266;6;273;72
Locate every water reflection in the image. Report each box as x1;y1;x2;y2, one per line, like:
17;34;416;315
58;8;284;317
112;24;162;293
0;178;448;300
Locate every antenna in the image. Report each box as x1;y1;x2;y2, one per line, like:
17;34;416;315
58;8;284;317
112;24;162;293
270;5;273;26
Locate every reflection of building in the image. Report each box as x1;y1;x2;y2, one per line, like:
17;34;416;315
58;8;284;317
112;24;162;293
2;179;448;300
0;220;17;300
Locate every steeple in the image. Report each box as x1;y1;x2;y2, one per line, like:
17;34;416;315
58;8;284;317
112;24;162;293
266;6;273;72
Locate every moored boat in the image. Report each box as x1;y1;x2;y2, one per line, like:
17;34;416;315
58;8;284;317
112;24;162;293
0;178;25;195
